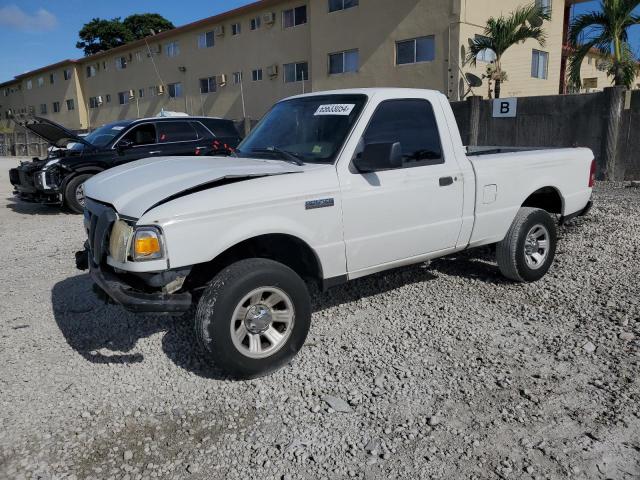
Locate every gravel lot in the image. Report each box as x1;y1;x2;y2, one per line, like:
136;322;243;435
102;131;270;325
0;156;639;480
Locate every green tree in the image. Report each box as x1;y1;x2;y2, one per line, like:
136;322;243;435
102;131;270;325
123;14;175;39
466;4;550;98
568;0;640;90
76;14;174;56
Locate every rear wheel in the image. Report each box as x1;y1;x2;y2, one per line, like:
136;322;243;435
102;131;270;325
496;207;557;282
63;173;93;214
195;258;311;379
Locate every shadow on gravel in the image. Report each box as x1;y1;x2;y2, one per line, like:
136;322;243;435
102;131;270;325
51;274;229;380
5;197;68;215
428;247;509;285
51;251;505;380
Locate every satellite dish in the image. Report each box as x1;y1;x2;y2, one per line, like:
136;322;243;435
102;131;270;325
465;73;483;88
529;16;543;28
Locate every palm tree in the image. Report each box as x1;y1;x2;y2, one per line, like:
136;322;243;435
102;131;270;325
467;4;550;98
568;0;640;91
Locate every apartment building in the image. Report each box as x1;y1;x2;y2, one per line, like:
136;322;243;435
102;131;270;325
1;0;593;132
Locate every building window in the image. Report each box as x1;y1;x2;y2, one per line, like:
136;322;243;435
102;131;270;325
37;77;44;87
52;102;60;113
63;69;72;80
89;96;98;108
250;17;261;30
329;49;359;74
86;65;96;78
200;76;217;93
26;80;33;90
168;82;183;97
115;56;127;69
198;31;214;48
284;61;309;82
49;73;55;84
106;94;111;103
329;0;358;12
231;23;241;36
474;35;497;63
396;36;435;65
531;49;549;79
39;104;47;114
138;88;145;98
135;51;143;62
252;68;263;81
66;99;75;111
283;6;307;28
166;41;180;57
118;91;130;105
233;72;243;84
535;0;552;15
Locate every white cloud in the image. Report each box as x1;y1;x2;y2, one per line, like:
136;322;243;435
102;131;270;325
0;5;58;32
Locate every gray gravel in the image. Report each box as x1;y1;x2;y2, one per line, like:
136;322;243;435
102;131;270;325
1;156;639;479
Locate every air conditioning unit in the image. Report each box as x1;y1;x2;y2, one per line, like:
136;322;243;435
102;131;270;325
214;25;225;37
157;85;165;95
263;12;276;25
267;64;279;78
96;95;103;105
128;89;135;99
217;74;227;86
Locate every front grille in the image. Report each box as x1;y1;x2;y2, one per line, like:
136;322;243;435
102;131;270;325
85;198;117;265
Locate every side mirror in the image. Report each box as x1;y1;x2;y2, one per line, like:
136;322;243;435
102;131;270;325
117;139;133;153
353;142;403;173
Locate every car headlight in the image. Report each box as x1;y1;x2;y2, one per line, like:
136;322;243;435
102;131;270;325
109;220;134;263
43;159;60;170
131;226;164;261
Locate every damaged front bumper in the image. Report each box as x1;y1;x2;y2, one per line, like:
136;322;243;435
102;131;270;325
75;248;192;314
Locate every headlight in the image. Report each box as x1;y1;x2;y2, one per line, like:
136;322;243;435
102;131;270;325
43;159;60;169
131;226;164;261
109;220;134;263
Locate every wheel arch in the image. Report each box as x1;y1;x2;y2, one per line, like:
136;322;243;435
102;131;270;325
186;233;325;291
521;185;564;215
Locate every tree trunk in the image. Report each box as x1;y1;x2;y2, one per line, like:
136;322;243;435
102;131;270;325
495;79;501;99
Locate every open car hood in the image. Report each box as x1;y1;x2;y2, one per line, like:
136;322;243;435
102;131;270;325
84;156;305;219
13;115;93;148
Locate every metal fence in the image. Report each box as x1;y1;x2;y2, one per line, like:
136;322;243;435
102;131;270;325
0;128;49;158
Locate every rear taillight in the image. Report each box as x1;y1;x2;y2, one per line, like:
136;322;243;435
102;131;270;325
588;159;596;187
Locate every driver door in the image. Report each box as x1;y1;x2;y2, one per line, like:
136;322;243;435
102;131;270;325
114;123;159;165
340;98;464;276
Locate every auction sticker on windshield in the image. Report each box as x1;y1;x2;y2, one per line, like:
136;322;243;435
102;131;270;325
314;104;356;116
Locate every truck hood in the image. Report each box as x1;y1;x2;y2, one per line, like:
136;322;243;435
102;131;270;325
84;156;305;219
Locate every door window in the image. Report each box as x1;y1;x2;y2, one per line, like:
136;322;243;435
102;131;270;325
362;99;443;167
157;121;198;142
120;123;157;146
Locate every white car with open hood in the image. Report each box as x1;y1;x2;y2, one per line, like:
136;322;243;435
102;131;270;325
76;88;595;378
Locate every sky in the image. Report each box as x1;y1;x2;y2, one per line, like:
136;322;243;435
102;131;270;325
0;0;639;83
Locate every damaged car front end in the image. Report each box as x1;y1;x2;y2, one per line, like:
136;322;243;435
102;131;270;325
75;198;193;313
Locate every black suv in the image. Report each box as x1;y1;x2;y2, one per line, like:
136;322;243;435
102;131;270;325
9;115;242;213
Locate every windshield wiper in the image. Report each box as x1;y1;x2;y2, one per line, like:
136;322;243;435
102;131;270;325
250;147;305;166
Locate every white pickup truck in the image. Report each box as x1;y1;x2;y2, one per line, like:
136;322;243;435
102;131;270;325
76;88;594;378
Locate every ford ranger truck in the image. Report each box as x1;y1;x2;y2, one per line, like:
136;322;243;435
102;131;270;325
75;88;594;378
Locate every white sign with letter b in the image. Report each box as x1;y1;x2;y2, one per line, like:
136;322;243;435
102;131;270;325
492;98;517;118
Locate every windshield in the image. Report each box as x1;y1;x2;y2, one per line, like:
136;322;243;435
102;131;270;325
73;121;131;149
236;94;367;164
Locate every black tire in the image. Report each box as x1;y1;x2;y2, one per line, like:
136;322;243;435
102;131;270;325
195;258;311;379
63;173;93;214
496;207;557;282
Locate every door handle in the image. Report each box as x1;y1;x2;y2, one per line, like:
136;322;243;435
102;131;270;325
439;176;454;187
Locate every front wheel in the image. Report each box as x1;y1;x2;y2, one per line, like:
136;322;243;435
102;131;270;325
496;207;557;282
195;258;311;379
63;173;93;214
